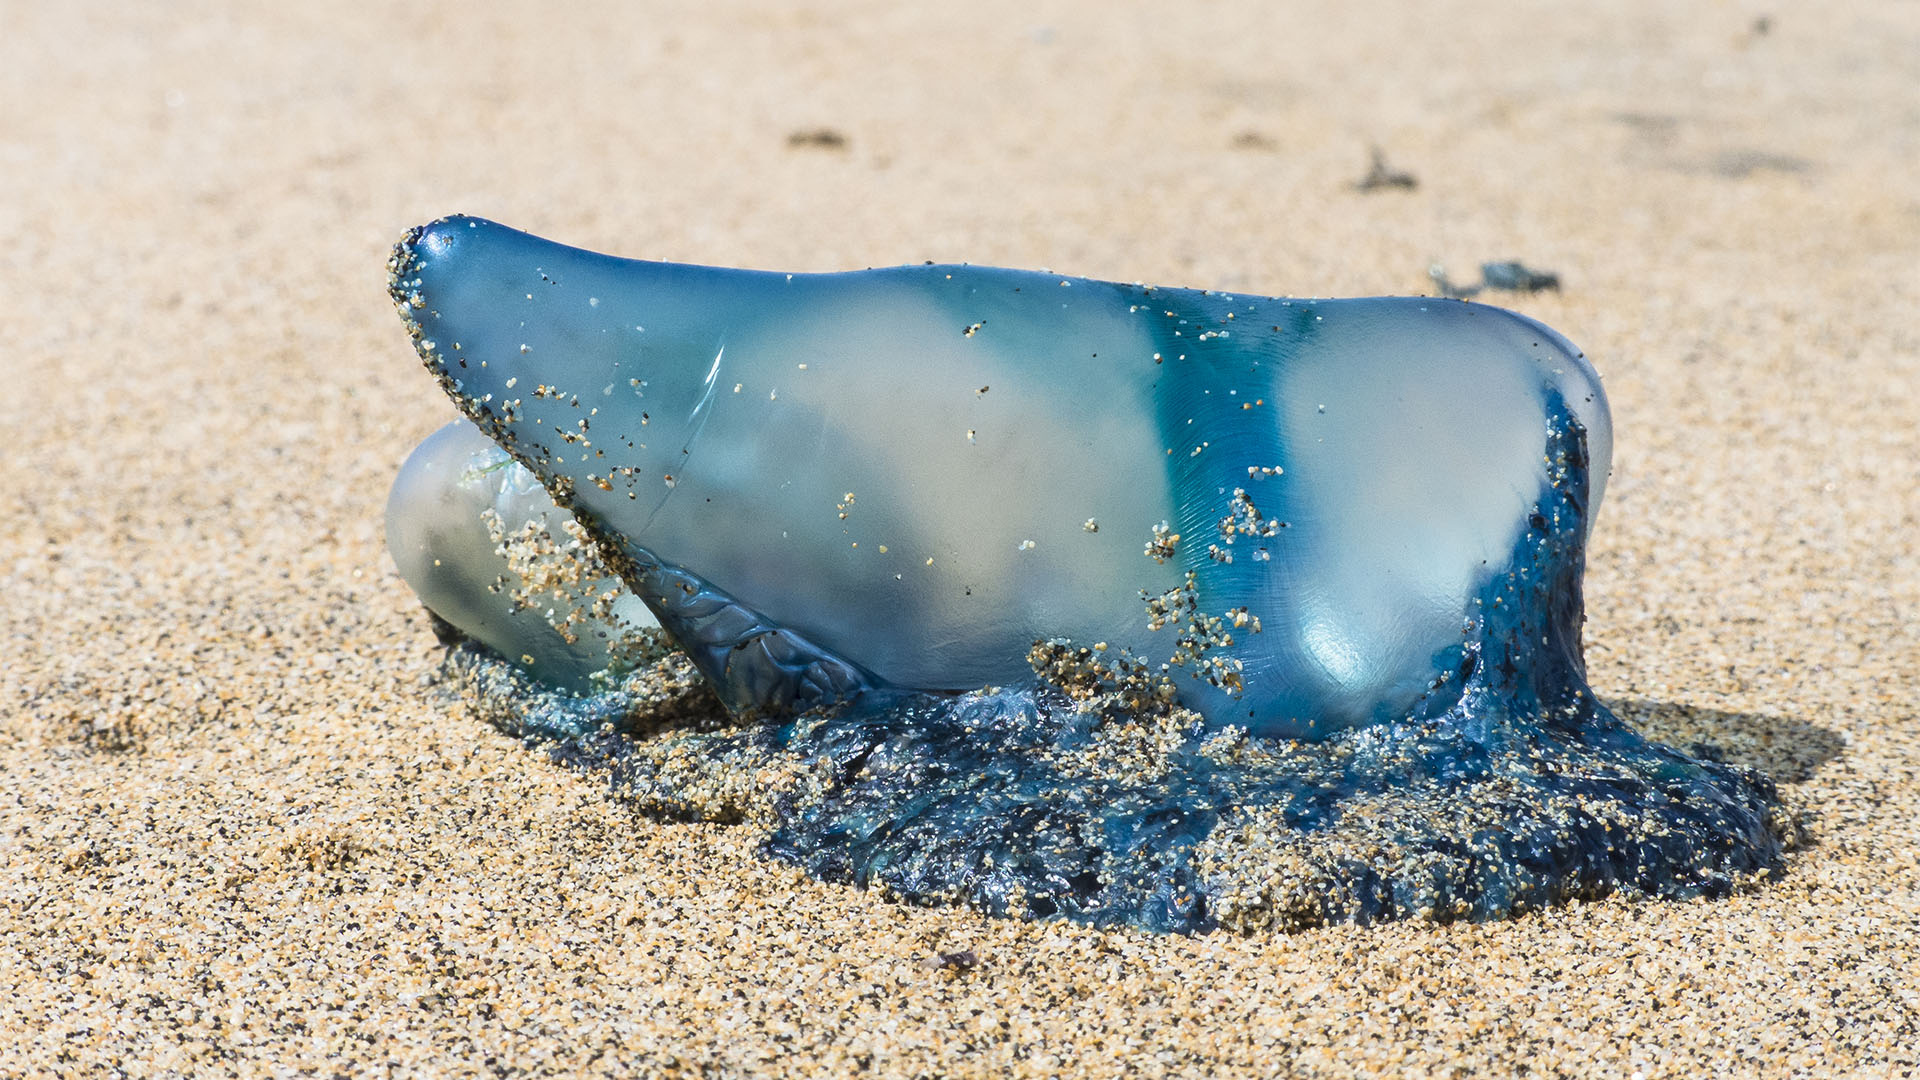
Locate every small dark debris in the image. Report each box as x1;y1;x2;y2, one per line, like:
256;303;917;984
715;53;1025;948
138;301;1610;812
928;950;979;972
1752;15;1771;36
1709;150;1809;180
1428;261;1561;298
787;128;848;150
1613;112;1681;151
1230;131;1276;151
1353;147;1417;192
1614;111;1678;133
1480;261;1560;293
1687;741;1730;764
1427;264;1478;299
427;609;467;647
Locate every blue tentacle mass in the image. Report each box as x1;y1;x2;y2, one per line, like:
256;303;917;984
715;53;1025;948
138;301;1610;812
386;217;1789;932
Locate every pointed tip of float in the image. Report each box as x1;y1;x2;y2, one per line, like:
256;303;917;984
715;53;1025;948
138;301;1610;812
416;212;496;250
388;214;524;312
389;214;465;294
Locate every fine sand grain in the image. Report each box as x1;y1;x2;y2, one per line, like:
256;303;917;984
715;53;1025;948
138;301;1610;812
4;2;1917;1076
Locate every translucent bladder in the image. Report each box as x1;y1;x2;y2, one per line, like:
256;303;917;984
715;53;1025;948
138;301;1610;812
386;417;657;695
388;215;1608;738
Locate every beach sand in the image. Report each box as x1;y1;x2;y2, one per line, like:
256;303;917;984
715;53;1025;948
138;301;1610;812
4;1;1916;1075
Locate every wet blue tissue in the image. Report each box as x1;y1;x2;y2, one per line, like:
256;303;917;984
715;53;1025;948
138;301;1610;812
384;217;1789;932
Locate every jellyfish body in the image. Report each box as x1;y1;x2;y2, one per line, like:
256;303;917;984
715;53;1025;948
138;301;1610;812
388;216;1610;738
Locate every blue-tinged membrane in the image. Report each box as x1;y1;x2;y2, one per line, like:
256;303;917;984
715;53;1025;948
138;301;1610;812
390;215;1609;739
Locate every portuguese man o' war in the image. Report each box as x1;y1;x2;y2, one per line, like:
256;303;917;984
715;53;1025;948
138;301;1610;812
385;216;1792;932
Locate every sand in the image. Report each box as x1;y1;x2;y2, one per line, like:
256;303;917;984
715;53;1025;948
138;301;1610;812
4;1;1917;1075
